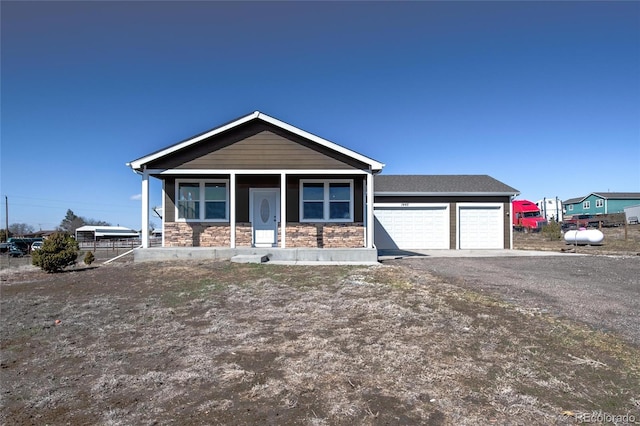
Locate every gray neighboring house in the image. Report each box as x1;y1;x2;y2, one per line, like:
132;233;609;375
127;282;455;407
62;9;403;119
374;175;519;250
128;111;520;254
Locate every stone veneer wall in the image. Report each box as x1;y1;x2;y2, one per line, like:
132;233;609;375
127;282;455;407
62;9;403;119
285;223;364;248
235;223;253;247
165;222;364;248
164;222;230;247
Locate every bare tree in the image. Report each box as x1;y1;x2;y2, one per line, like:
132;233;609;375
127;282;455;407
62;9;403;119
8;223;35;236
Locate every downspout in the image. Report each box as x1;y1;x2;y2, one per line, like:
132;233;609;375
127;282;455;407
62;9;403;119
510;194;516;249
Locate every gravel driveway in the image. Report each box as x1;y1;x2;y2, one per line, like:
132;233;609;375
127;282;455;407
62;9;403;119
388;255;640;346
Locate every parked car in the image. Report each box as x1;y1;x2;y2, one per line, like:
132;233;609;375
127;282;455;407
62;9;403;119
31;241;43;251
8;244;26;257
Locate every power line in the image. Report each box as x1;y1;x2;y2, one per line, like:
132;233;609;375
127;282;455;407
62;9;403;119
5;194;146;210
6;202;139;215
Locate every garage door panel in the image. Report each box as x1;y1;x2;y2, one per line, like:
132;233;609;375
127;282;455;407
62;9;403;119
374;206;449;249
459;206;503;249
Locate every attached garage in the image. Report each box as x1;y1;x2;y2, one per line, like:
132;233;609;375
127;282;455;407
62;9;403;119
374;175;519;250
457;204;504;249
374;204;449;249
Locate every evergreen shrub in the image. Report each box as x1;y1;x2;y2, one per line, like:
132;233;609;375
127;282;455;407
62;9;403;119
32;232;79;273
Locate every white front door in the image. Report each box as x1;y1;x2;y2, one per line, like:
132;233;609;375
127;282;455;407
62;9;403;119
250;189;279;247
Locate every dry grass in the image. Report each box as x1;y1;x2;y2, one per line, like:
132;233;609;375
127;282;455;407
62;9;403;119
1;261;639;425
515;224;640;255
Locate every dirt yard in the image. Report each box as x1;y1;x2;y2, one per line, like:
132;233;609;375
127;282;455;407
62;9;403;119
1;256;639;425
514;223;640;256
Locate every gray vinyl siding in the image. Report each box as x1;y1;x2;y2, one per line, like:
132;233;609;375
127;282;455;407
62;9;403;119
165;180;176;222
179;131;353;170
147;121;369;171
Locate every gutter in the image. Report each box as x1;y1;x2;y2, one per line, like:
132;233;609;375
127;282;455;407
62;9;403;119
126;161;143;176
374;191;521;197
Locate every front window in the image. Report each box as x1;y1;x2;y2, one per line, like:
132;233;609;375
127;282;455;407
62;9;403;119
301;180;353;222
595;199;604;208
177;180;228;221
583;201;590;209
178;183;200;220
329;183;351;219
568;205;573;211
205;183;227;219
302;183;324;220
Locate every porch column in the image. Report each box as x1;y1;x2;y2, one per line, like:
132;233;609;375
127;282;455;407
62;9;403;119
230;173;236;248
366;172;374;249
141;168;149;248
280;172;286;248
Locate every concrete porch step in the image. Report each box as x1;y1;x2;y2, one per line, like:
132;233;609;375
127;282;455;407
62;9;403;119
230;254;270;264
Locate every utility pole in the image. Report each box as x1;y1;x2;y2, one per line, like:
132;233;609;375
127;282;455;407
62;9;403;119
4;196;8;242
5;196;9;268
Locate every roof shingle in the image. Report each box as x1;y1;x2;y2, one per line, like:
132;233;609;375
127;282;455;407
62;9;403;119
374;175;519;195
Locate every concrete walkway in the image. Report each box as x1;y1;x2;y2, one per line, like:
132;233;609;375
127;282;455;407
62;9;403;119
377;248;584;261
267;260;380;266
266;249;583;265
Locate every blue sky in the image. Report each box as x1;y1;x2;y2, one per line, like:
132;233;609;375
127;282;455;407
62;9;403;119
2;1;639;231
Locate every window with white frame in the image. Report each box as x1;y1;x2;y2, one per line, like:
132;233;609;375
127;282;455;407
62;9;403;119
595;199;604;208
176;180;228;221
583;201;590;209
568;205;573;211
300;180;353;222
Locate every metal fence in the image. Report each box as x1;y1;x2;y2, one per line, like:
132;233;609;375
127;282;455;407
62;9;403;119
78;238;162;251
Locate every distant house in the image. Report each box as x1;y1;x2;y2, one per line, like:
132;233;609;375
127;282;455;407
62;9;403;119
24;230;57;239
75;226;140;242
563;193;640;217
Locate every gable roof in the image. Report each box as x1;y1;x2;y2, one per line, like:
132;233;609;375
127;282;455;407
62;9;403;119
375;175;520;196
127;111;385;172
564;192;640;204
591;192;640;199
563;197;583;205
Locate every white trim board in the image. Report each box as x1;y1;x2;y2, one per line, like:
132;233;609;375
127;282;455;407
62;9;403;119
127;111;385;172
147;169;372;176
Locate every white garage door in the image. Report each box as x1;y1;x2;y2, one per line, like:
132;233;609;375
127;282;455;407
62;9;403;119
374;205;449;249
458;205;504;249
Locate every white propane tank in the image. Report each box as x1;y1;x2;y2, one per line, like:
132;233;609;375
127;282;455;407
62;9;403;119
564;229;604;245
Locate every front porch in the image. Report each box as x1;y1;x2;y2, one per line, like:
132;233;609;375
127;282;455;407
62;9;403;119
139;171;376;250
